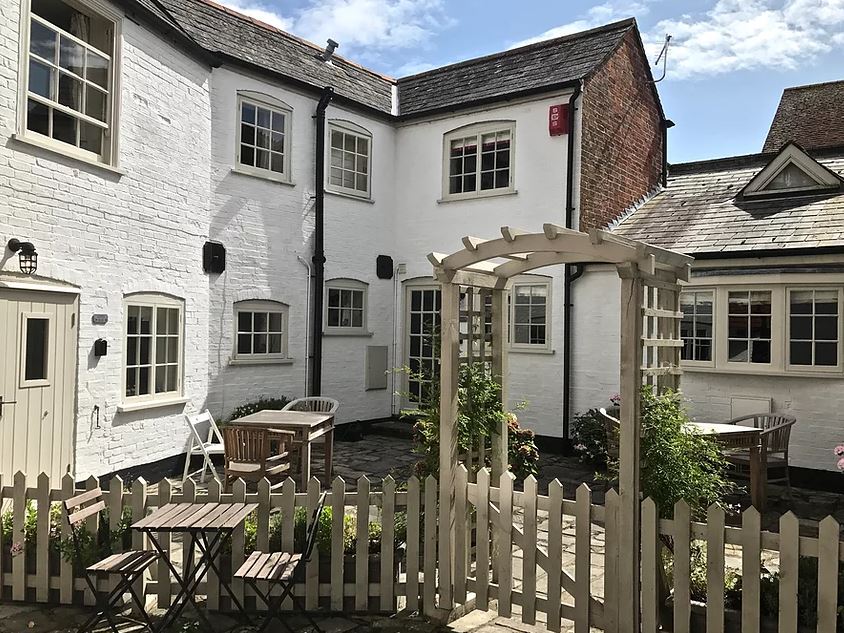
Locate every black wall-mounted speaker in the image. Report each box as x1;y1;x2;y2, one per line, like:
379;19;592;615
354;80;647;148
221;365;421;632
203;241;226;274
376;255;393;279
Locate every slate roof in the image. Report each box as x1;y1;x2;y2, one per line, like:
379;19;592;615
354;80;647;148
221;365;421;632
613;148;844;256
155;0;395;114
396;19;636;118
763;80;844;153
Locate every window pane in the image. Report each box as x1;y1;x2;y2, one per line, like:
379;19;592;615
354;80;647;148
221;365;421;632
356;174;367;191
480;171;494;190
271;111;285;132
816;291;838;314
52;109;76;144
238;311;252;332
156;308;168;334
256;149;269;169
256;106;270;128
125;368;137;397
155;365;167;393
254;312;268;333
237;333;252;354
27;99;49;135
815;316;837;341
256;128;270;149
30;20;56;61
128;306;139;334
750;292;771;314
79;121;102;153
695;340;712;362
344;134;355;151
242;102;256;123
750;340;770;363
240;145;254;166
86;49;109;89
155;336;166;363
271;132;284;153
241;123;255;145
24;318;49;381
790;291;813;314
29;59;52;98
328;289;340;308
351;291;363;308
816;342;837;366
59;36;84;76
728;293;749;314
514;325;529;344
790;341;812;365
352;310;363;328
138;366;150;395
254;333;267;354
139;336;150;364
357;137;369;155
58;72;82;111
268;334;282;354
327;308;340;327
728;340;748;362
166;365;177;391
139;307;152;334
168;309;179;334
127;336;137;366
269;312;282;332
728;316;748;339
750;315;771;339
167;338;178;363
495;170;509;188
463;174;476;192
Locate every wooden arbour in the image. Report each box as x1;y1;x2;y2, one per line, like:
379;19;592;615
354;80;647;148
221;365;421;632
428;223;693;630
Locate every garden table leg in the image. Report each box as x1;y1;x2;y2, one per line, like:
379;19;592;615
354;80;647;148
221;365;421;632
749;444;765;512
324;428;334;484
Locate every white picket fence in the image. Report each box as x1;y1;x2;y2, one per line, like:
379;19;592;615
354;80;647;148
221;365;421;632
2;469;844;633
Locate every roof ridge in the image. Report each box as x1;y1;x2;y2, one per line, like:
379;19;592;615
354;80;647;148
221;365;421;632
188;0;396;83
782;78;844;92
396;17;636;82
670;144;844;175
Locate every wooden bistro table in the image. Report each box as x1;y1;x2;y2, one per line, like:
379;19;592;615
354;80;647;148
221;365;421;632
132;501;258;632
234;410;335;486
686;422;766;511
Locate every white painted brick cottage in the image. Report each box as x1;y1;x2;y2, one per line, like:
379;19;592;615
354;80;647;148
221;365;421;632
0;0;666;480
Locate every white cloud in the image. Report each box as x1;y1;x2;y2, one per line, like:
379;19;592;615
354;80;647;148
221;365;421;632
216;0;450;64
644;0;844;79
509;1;650;48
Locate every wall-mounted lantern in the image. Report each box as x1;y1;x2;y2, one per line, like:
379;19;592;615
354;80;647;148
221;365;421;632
7;239;38;275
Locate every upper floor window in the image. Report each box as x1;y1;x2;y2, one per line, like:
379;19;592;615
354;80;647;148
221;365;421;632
327;121;371;198
680;290;713;363
326;279;368;334
236;92;292;181
234;300;289;360
21;0;120;164
444;122;514;200
510;281;550;350
123;293;183;404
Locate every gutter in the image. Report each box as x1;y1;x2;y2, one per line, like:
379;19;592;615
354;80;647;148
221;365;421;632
690;245;844;260
561;82;582;452
310;86;334;396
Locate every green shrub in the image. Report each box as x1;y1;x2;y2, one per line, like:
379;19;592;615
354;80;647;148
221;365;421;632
228;396;292;423
571;408;611;466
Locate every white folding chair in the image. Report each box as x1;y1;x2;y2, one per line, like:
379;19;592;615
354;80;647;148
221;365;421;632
182;410;225;483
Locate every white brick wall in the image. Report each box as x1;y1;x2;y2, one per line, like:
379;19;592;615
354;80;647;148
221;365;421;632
0;4;212;478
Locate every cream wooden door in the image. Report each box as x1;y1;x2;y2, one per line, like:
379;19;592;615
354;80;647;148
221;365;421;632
0;289;78;481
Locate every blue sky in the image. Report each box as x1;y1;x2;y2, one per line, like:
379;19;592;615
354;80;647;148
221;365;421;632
218;0;844;163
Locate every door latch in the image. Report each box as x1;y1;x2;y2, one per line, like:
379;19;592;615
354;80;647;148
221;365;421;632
0;395;17;416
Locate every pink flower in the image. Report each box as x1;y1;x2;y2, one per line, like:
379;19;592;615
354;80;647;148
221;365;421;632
9;541;23;558
835;445;844;456
837;457;844;471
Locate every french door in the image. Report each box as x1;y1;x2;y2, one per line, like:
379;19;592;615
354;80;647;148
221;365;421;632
0;288;78;481
405;286;441;404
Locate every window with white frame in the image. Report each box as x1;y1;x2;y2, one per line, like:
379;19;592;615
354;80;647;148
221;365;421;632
328;122;371;197
234;300;289;359
727;290;772;364
124;294;183;403
789;289;840;368
22;0;119;163
326;280;367;333
444;122;514;199
680;291;713;362
237;93;291;179
510;281;550;349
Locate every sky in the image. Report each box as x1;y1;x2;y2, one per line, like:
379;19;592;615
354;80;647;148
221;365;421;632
216;0;844;163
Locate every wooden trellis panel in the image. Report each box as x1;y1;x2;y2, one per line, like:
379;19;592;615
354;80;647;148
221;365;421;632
640;282;683;393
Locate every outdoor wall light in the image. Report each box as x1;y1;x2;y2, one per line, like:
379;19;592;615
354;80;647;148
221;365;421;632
7;238;38;275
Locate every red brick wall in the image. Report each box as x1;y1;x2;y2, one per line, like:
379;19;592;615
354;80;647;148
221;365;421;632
578;30;664;231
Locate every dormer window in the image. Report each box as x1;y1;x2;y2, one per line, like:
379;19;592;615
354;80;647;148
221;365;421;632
740;142;842;199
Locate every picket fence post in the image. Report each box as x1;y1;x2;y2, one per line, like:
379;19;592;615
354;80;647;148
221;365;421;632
779;512;799;633
306;477;320;610
673;499;691;633
574;483;592;633
35;472;50;603
406;476;421;612
546;479;564;632
330;476;345;611
355;475;371;611
12;471;26;602
423;475;437;615
522;475;538;625
380;475;397;612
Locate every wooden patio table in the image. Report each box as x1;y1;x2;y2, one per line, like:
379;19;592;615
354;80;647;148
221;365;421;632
132;501;258;631
685;422;766;511
234;410;334;486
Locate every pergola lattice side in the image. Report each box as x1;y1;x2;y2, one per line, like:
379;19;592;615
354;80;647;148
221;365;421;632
428;223;693;628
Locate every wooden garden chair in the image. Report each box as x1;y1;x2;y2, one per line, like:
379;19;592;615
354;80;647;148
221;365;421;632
234;491;328;633
63;489;158;633
282;396;340;415
725;413;797;496
222;426;295;491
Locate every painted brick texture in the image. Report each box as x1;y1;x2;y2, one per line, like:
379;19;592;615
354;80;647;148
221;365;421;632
579;30;663;231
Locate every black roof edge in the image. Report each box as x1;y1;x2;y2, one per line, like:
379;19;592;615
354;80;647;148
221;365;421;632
115;0;219;67
668;144;844;176
621;22;667;122
213;53;395;121
690;245;844;260
397;79;582;122
396;17;636;83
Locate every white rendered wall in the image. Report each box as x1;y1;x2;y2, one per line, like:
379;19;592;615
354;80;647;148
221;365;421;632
393;93;575;437
206;67;396;425
0;5;213;478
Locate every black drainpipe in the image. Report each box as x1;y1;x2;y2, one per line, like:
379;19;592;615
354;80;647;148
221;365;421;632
310;86;334;397
561;82;582;453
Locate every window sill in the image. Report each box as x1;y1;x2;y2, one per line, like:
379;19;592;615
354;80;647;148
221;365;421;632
230;166;295;186
117;396;189;413
509;347;555;355
229;357;295;366
12;133;124;177
326;189;374;204
682;366;844;379
437;189;518;204
324;330;374;338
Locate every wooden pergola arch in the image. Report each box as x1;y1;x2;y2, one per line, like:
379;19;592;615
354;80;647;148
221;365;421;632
428;223;693;629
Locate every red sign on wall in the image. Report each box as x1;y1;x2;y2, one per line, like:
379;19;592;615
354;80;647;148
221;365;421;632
549;104;569;136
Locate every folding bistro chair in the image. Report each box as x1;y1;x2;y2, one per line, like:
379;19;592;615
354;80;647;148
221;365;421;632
234;491;328;633
182;410;225;483
64;488;158;633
